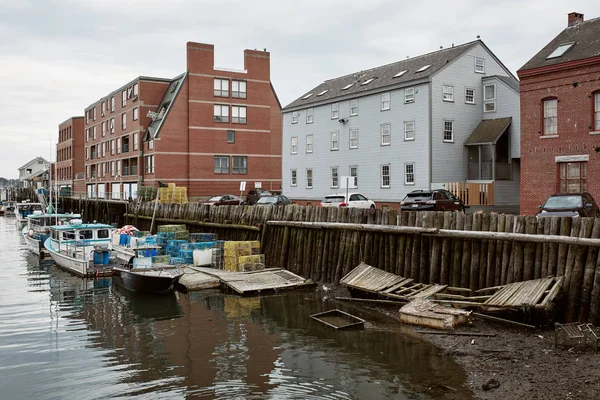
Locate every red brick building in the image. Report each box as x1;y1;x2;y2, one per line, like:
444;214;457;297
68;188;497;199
56;117;84;193
518;12;600;215
75;42;282;200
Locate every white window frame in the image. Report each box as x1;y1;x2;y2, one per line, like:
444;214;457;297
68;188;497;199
290;169;297;187
306;135;313;153
543;98;558;135
465;88;475;104
214;156;229;174
306;168;313;189
117;137;121;154
102;121;106;137
381;92;391;111
331;103;339;119
475;57;485;73
443;85;454;102
111;139;115;155
405;87;415;103
231;80;246;99
443;120;454;143
349;128;359;149
133;107;139;121
232;106;247;124
350;165;358;188
484;84;496;112
122;90;126;107
405;163;415;185
291;136;298;154
214;104;229;123
133;83;139;98
306;108;314;124
110;96;115;112
291;111;298;124
133;133;138;151
381;123;391;146
93;126;96;140
121;113;126;130
148;140;154;150
331;167;339;189
404;121;415;141
594;93;600;131
331;131;339;151
214;78;229;97
381;164;391;188
349;99;358;116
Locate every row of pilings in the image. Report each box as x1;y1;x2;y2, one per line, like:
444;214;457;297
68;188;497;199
58;197;600;324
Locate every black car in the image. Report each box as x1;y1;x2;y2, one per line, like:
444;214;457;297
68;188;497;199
536;192;600;218
400;189;465;212
245;189;272;205
255;195;292;206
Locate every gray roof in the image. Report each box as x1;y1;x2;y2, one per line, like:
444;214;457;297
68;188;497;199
18;156;49;171
465;117;512;146
519;17;600;72
283;41;481;110
484;75;520;93
143;73;187;141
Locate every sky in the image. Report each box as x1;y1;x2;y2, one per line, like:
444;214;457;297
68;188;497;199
0;0;596;178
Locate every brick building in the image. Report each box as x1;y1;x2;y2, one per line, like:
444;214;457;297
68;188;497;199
56;116;84;193
518;12;600;215
76;42;282;200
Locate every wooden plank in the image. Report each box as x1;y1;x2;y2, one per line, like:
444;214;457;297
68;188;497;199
529;278;555;306
383;277;414;293
412;284;448;299
541;277;564;307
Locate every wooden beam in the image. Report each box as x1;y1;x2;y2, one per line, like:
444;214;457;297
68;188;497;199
123;214;261;231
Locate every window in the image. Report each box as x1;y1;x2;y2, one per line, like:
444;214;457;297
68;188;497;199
465;88;475;104
232;106;247;124
547;42;575;59
117;137;121;154
559;162;587;192
342;83;354;90
543;98;558;135
291;136;298;154
214;105;229;123
133;107;138;121
133;83;139;99
232;80;246;98
232;156;247;174
594;93;600;131
331;131;339;150
416;65;431;72
290;169;297;187
381;123;391;146
86;147;89;160
93;107;96;121
350;166;358;187
93;126;96;139
306;135;313;153
110;118;115;133
349;128;358;149
116;160;121;176
475;57;485;73
133;133;138;151
214;79;229;97
148;140;154;150
227;130;235;143
381;165;390;188
381;92;390;111
317;89;329;96
102;121;106;137
291;111;298;124
101;102;106;116
404;121;415;141
331;103;339;119
331;167;339;188
443;85;454;102
122;136;129;153
111;139;115;155
443;121;454;142
306;169;313;188
405;163;415;185
111;96;115;112
361;78;374;85
122;90;126;107
214;156;229;174
306;108;314;124
393;70;407;78
121;113;126;130
484;84;496;112
405;87;415;103
350;99;358;116
111;161;115;176
145;155;154;174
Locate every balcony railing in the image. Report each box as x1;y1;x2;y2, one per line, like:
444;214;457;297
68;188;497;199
446;182;495;206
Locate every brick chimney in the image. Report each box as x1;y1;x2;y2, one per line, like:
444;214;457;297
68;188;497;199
568;12;584;26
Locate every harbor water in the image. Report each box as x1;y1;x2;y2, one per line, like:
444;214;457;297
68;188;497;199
0;217;472;399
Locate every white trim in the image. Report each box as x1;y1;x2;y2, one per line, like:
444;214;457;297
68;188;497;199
589;131;600;135
539;135;558;139
555;155;589;163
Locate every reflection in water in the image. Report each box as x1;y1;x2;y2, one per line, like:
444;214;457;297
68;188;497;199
0;217;472;399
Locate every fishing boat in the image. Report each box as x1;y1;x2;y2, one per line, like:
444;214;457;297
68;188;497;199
14;202;44;226
44;222;119;277
112;247;184;294
22;211;82;255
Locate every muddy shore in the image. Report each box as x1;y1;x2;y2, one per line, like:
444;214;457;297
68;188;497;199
322;284;600;399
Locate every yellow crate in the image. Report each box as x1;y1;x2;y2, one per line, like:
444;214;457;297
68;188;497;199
238;255;264;264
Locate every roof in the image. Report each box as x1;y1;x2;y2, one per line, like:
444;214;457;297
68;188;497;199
18;156;49;171
144;73;187;141
519;17;600;72
51;223;114;231
27;213;81;220
84;75;173;111
484;75;520;93
283;41;481;110
465;117;512;146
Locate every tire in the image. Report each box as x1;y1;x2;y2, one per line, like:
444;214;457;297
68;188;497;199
370;205;375;209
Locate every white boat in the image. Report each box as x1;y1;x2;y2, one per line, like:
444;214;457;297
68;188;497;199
14;202;44;226
44;222;119;277
22;211;82;255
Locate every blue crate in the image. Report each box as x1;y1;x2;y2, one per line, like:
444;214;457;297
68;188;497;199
169;257;186;265
178;249;194;264
190;233;218;243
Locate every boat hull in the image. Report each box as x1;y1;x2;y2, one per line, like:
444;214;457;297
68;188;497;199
23;231;42;255
112;267;183;294
44;238;113;277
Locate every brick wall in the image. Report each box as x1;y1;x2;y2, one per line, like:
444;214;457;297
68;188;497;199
519;62;600;215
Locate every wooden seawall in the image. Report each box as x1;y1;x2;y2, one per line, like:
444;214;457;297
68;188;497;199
60;198;600;324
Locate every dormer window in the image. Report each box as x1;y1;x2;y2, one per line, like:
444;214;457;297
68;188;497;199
393;70;407;78
416;65;431;72
546;42;575;59
302;93;313;99
317;89;329;96
342;83;354;90
361;78;375;85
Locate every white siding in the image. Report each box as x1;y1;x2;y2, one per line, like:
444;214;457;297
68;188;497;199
482;77;521;159
282;83;431;203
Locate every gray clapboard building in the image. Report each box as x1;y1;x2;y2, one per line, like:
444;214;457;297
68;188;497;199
282;40;520;207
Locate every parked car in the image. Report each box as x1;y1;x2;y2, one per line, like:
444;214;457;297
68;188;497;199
400;189;465;212
245;189;272;205
320;193;376;209
202;195;243;206
255;194;292;206
536;192;600;218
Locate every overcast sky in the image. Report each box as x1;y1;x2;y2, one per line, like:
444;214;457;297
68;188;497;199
0;0;595;178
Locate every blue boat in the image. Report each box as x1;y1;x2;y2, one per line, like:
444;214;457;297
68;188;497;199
22;211;82;255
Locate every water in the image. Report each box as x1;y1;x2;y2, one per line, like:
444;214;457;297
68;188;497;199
0;217;472;399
